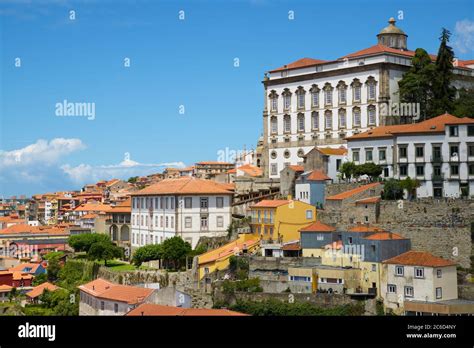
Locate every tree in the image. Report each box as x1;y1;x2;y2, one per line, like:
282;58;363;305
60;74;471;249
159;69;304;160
40;288;78;316
398;48;436;120
453;88;474;118
338;162;357;181
161;237;192;270
431;28;456;116
354;163;383;181
132;244;163;267
32;273;48;286
68;233;111;253
127;176;139;183
46;255;61;282
400;177;420;200
382;179;404;200
87;242;123;266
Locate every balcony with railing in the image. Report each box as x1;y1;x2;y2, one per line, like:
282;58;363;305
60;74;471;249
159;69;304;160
432;173;444;182
430;155;443;164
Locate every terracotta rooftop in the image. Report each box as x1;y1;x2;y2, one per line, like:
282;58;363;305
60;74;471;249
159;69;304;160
131;177;234;196
251;199;290;208
126;303;248;316
231;164;263;177
288;165;305;172
347;114;474;140
364;232;407;240
26;282;59;299
307;170;331;181
74;203;111;213
300;221;336;233
355;197;381;204
281;242;301;251
97;285;154;305
326;183;380;201
198;237;259;265
270;57;329;73
383;251;456;267
316;147;348;156
0;285;13;292
78;278;115;297
9;263;42;274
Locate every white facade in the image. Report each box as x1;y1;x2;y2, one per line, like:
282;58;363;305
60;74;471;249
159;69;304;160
382;264;458;313
347;121;474;198
79;290;139;316
131;194;232;249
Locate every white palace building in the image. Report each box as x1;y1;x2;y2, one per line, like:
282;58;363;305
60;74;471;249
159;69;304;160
261;17;474;178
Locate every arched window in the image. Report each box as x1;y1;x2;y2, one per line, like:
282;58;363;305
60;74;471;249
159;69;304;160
366;76;377;101
283;114;291;133
368;105;376;126
339;109;346;129
325;110;332;130
311;111;319;130
282;88;292;111
310;84;320;108
337;81;347;105
351;79;362;103
269;90;278;112
296;86;306;110
323;83;333;106
353;107;361;127
270;116;278;134
297;113;305;132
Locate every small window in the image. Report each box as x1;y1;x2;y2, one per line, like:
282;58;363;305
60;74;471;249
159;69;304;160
415;267;424;278
353;151;360;162
217;216;224;228
306;210;313;220
366;149;373;162
468;144;474;157
449;126;459;137
404;286;414;298
100;301;105;310
450;145;459;157
216;197;224;208
387;284;396;293
416;165;424;176
395;266;404;276
399;147;407;158
399;165;408;176
468;125;474;136
185;217;192;228
436;287;442;299
415;146;424;157
348;237;353;244
316;234;324;241
451;165;459;176
184;197;192;209
371;264;376;272
114;303;119;313
436;269;442;278
379;149;386;161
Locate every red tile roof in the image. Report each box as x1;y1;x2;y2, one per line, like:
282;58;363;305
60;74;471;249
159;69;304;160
355;197;381;204
300;221;335;233
307;170;331;181
126;303;248;316
326;183;380;201
131;177;234;196
234;164;263;177
270;57;328;73
97;285;154;305
251;199;289;208
78;278;115;297
347;114;474;140
198;238;259;265
316;147;348;156
288;165;305;172
383;251;456;267
282;242;301;251
0;285;13;292
341;44;437;61
26;282;59;299
9;263;42;274
364;232;406;240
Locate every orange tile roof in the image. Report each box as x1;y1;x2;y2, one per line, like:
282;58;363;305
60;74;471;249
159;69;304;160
364;232;406;240
198;238;259;265
80;213;98;219
78;278;115;297
235;164;263;177
74;203;111;213
251;199;289;208
316;147;348;156
26;282;59;299
9;263;42;274
347;114;474;140
288;165;304;172
270;57;329;73
300;221;336;233
0;285;13;292
0;224;68;236
126;303;248;316
355;197;381;204
97;285;154;305
282;242;301;251
307;170;331;181
348;225;385;233
383;251;456;267
131;177;234;196
326;183;380;201
12;272;33;281
342;43;438;61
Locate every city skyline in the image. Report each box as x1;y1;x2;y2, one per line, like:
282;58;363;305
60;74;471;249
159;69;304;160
1;0;473;196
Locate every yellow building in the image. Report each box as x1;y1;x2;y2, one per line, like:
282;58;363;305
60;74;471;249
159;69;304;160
197;234;259;280
249;199;316;243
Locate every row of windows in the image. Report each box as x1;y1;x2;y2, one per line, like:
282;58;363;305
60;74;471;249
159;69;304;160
269;79;377;112
250;209;274;223
395;266;443;278
82;292;120;313
449;125;474;137
132;196;226;210
133;214;175;228
387;284;443;299
396;163;474;177
353;144;474;162
270;107;376;134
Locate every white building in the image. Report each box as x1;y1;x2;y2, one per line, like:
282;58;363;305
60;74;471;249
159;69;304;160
78;278;154;316
130;177;233;249
346;113;474;198
381;251;458;315
261;17;474;178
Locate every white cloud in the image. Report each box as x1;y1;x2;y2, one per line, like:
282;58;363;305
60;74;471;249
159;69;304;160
0;138;85;171
61;159;185;184
453;19;474;54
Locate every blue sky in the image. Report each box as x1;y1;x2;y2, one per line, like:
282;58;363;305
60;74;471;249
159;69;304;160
1;0;473;197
